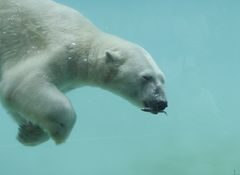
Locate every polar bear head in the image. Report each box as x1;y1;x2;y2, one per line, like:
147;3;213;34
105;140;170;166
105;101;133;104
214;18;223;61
89;37;168;114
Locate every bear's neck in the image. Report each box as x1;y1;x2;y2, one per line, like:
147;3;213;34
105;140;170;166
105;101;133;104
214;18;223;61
46;36;95;92
87;33;126;87
48;32;125;91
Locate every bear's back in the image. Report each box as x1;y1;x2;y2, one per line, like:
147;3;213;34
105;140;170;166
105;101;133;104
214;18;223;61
0;0;98;77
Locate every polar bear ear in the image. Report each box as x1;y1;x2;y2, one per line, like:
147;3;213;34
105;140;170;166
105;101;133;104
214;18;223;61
105;50;125;66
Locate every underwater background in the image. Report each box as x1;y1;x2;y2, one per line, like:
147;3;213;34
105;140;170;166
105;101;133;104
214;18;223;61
0;0;240;174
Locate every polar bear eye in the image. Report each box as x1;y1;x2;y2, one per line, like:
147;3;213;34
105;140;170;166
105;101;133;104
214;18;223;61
142;75;153;82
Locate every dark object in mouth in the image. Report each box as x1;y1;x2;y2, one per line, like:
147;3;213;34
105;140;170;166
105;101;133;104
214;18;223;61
141;107;167;115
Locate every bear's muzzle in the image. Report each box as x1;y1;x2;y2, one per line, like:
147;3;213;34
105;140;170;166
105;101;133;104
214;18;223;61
142;98;168;115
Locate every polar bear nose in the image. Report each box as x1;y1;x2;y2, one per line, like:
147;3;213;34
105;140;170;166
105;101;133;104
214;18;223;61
157;100;168;111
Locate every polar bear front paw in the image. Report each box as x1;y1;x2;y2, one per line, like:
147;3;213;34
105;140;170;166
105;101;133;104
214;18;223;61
17;122;49;146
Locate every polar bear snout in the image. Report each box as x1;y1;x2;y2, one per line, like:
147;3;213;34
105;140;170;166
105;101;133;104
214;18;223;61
142;92;168;115
142;99;168;114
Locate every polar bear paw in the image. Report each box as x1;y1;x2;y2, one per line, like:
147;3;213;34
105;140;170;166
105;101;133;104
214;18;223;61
17;122;49;146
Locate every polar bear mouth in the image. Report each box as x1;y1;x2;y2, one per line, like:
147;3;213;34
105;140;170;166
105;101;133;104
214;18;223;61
141;107;167;115
141;100;168;115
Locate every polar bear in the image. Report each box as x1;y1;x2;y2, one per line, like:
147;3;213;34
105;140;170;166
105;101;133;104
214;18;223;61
0;0;168;146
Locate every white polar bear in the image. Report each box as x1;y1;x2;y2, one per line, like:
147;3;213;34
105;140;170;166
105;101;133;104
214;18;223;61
0;0;168;146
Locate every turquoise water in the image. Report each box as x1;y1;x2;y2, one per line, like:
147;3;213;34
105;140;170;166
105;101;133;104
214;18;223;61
0;0;240;174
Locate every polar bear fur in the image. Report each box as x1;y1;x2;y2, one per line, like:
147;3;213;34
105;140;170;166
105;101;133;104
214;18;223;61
0;0;167;146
